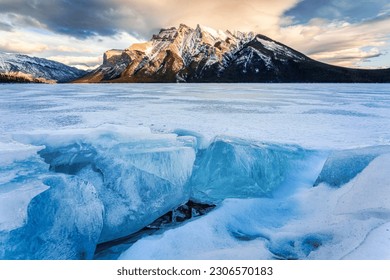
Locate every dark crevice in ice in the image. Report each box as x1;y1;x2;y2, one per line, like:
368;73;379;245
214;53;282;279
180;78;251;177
93;200;215;259
38;143;98;175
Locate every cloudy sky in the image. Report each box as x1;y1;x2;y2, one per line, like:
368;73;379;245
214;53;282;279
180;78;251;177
1;0;389;69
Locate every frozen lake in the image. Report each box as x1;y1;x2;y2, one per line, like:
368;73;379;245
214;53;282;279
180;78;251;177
1;83;390;148
0;84;390;260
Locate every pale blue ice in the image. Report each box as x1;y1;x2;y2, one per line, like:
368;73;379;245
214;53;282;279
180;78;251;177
0;84;389;259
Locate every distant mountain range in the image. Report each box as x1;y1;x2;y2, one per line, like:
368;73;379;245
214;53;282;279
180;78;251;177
0;52;86;83
2;24;390;83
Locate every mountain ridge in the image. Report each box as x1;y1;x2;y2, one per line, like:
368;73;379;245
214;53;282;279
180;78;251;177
0;52;86;83
75;24;390;83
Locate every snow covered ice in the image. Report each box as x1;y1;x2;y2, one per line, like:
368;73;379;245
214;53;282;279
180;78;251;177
0;83;390;259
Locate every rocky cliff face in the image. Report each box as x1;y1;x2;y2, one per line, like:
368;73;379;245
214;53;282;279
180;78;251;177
76;24;390;83
0;52;86;83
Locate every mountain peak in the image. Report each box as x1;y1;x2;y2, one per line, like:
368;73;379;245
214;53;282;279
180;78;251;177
178;23;191;30
75;24;390;83
152;26;178;41
195;24;227;41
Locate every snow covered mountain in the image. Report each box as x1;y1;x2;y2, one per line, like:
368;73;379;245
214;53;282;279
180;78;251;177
0;52;86;83
77;24;390;83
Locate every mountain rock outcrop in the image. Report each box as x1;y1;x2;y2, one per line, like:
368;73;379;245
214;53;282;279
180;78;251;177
76;24;390;83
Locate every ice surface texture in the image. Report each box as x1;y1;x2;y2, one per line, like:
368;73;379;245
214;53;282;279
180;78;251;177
0;126;317;259
2;129;390;260
1;84;390;260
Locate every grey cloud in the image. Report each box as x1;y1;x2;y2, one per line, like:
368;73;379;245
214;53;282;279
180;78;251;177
285;0;389;24
0;0;299;39
0;0;181;39
0;21;13;31
305;41;353;56
330;53;382;62
6;13;45;29
0;0;131;38
276;12;390;67
316;52;382;66
361;13;390;25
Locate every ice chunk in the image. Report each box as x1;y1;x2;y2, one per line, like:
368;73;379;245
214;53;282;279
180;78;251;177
92;146;195;243
173;128;210;150
0;181;48;232
189;137;310;202
0;143;49;231
314;146;390;187
26;126;196;243
335;153;390;215
1;126;196;258
0;175;104;260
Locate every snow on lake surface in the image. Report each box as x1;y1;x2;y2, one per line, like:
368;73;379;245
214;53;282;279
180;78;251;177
1;83;389;149
0;83;389;260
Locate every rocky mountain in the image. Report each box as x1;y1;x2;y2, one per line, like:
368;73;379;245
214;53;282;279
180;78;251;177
0;52;86;83
76;24;390;83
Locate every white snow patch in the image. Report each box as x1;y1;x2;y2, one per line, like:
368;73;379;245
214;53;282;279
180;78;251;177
0;142;43;166
199;25;221;40
343;222;390;259
256;37;302;60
